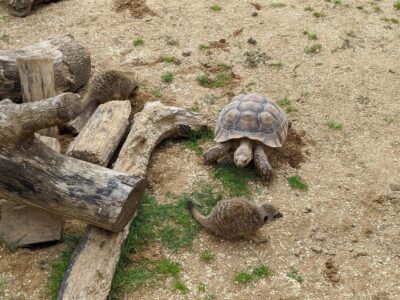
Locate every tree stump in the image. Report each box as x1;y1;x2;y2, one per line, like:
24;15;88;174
0;34;91;102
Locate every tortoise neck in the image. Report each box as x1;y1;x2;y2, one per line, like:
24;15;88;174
238;138;254;150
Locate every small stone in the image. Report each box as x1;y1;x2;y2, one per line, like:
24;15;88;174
252;12;258;17
182;51;192;57
354;251;368;258
247;37;257;45
311;246;323;254
303;206;312;213
315;233;326;242
293;249;301;257
390;183;400;191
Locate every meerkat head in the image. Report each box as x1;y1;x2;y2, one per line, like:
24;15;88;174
256;203;283;223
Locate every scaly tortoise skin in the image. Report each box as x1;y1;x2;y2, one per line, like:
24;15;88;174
204;93;290;180
215;94;289;147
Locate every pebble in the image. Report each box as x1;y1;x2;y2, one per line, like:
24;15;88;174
389;183;400;191
315;233;327;242
182;51;192;57
311;246;323;254
247;37;257;45
252;12;258;17
303;206;312;213
354;251;368;258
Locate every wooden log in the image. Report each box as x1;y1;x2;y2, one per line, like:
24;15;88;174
17;56;58;136
0;134;64;246
0;93;147;232
67;101;131;166
58;101;208;300
61;101;98;136
0;34;91;102
7;1;60;17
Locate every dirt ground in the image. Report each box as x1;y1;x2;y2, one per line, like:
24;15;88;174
1;0;400;299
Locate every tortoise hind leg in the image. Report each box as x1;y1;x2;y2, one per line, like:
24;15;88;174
254;144;273;180
203;142;232;165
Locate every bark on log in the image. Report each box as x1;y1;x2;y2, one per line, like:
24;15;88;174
17;56;58;136
0;94;147;232
67;100;131;166
0;34;91;102
61;101;97;136
0;134;64;246
58;101;208;300
8;1;60;17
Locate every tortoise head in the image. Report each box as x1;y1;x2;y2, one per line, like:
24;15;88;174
234;139;253;167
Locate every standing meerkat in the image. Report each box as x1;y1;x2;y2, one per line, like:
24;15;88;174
83;70;139;106
187;198;282;242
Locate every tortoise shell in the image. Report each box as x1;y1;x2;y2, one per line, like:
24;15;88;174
215;94;290;147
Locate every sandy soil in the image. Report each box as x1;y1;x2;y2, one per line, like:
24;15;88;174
1;0;400;299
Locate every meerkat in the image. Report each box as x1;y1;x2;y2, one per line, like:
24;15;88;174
82;70;139;106
187;198;282;242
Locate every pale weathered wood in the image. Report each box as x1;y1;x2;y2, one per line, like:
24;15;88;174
58;101;208;300
61;101;98;135
17;56;58;136
8;0;60;17
0;34;91;101
0;93;147;232
36;134;61;153
67;100;131;166
0;203;65;246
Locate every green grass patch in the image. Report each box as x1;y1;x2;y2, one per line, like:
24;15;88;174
287;175;308;191
327;121;343;130
277;97;297;113
198;43;210;50
234;265;273;284
161;71;175;83
213;163;259;197
180;126;214;156
211;4;222;12
303;31;318;40
304;6;313;11
109;184;223;297
305;43;322;54
200;250;215;263
133;38;144;46
382;17;399;24
162;56;177;63
196;72;230;88
46;234;81;300
152;88;162;97
173;279;189;294
270;2;286;8
395;2;400;10
287;269;304;283
312;11;324;18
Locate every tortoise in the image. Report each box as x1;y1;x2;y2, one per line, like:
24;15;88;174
203;93;291;179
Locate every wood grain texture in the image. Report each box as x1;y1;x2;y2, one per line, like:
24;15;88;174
67;101;131;165
0;34;90;101
58;101;208;300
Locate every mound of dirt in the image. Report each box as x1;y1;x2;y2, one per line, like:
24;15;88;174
114;0;155;18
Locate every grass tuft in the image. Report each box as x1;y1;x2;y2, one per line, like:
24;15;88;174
395;2;400;10
270;3;286;8
213;164;259;197
180;126;214;156
303;31;318;40
173;279;189;294
304;43;322;54
133;38;144;46
211;4;222;12
382;17;399;24
287;175;308;191
162;56;176;63
277;97;297;113
327;121;343;130
287;270;304;283
196;73;230;88
200;250;215;263
46;234;81;300
161;72;175;83
234;265;273;284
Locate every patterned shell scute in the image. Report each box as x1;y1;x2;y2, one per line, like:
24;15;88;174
215;94;289;147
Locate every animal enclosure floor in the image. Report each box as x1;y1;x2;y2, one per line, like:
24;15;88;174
1;0;400;299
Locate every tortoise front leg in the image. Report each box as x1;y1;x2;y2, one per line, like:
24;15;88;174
253;144;273;180
203;142;232;165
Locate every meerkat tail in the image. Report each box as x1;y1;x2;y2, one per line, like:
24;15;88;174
186;199;211;229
